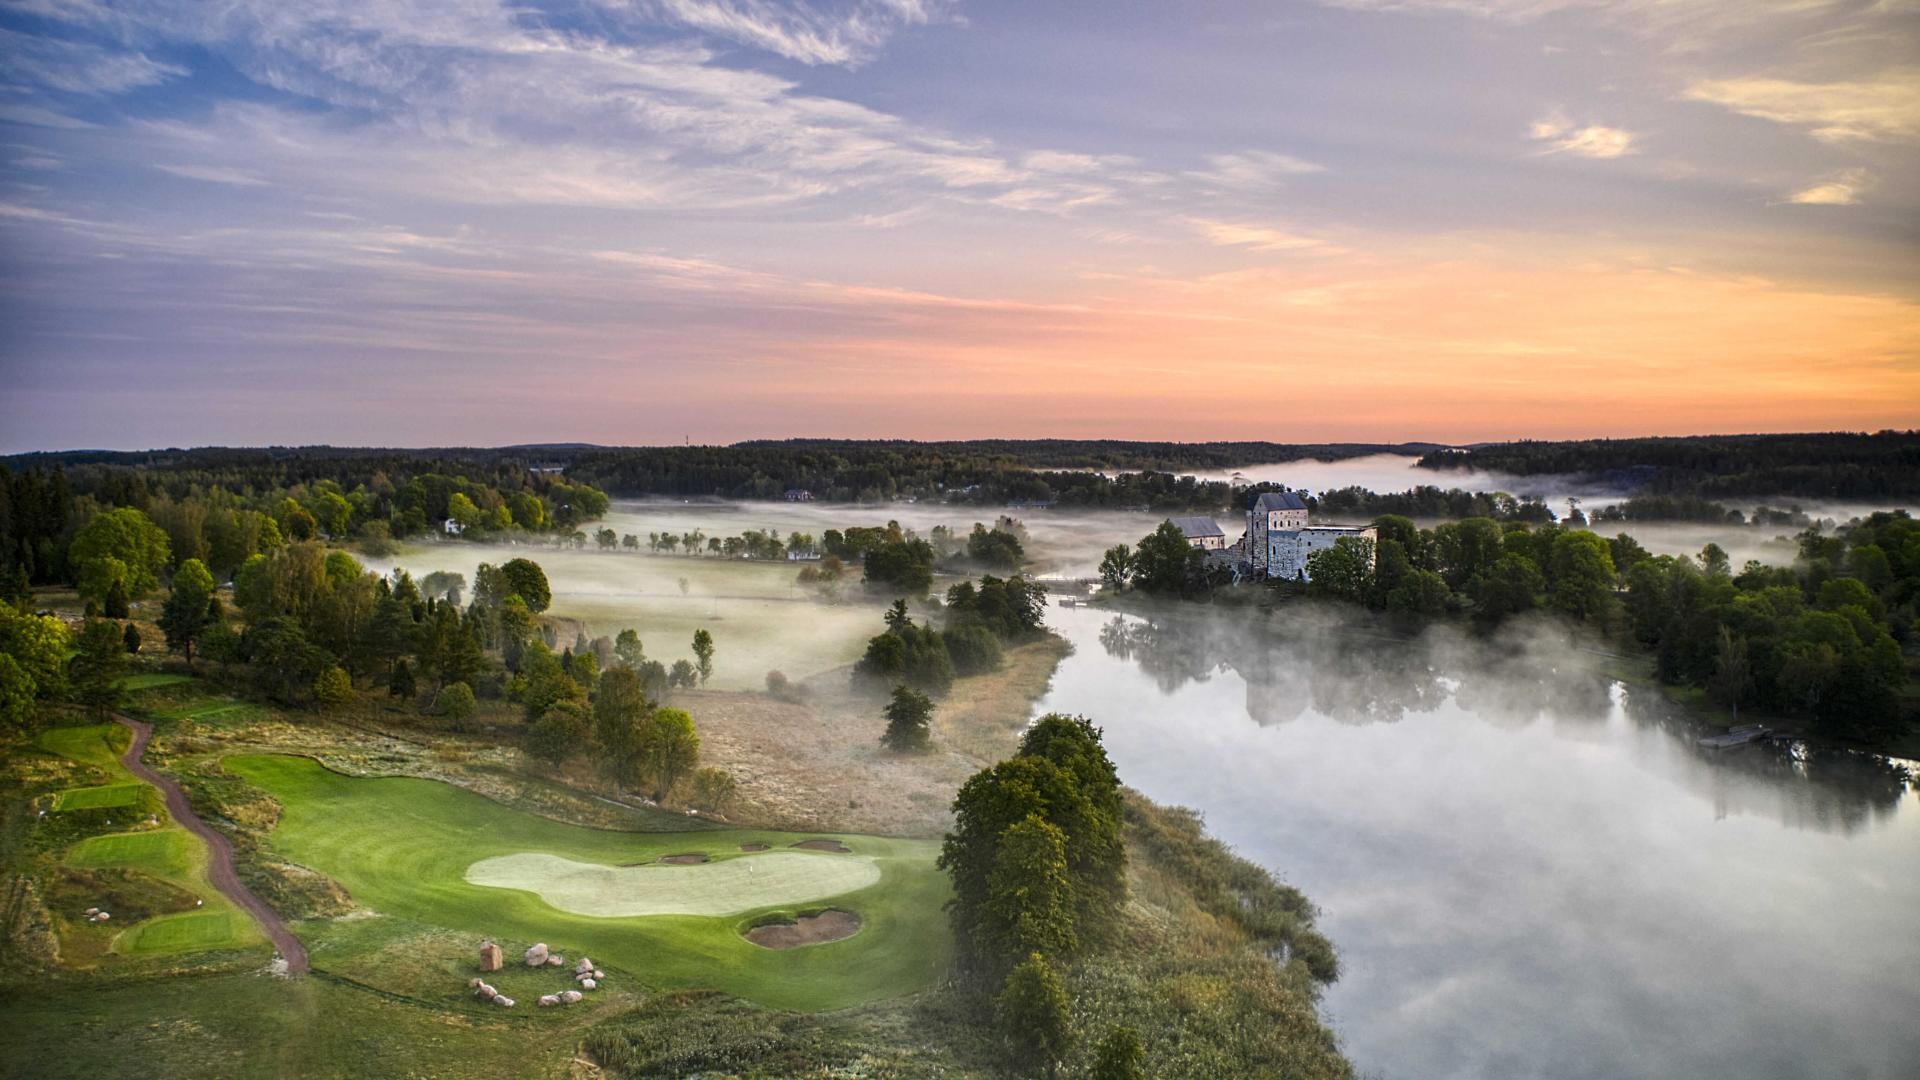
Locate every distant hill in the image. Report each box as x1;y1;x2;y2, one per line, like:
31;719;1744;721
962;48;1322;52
1419;431;1920;500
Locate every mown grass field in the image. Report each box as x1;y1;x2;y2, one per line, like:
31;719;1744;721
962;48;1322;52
227;754;951;1011
34;722;261;958
52;782;145;812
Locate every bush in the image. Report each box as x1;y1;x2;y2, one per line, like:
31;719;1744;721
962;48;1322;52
764;670;805;703
438;681;476;730
311;665;354;709
942;624;1003;675
690;767;738;813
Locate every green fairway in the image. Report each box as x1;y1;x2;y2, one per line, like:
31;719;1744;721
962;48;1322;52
34;723;129;771
66;828;195;877
226;754;952;1010
53;782;146;812
465;850;884;917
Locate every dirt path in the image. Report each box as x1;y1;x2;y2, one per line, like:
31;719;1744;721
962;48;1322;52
114;714;310;974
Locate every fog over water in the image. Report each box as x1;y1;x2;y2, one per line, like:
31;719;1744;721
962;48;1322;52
1032;603;1920;1080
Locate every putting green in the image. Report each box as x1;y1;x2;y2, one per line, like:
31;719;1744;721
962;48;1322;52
54;782;146;812
224;754;951;1010
466;851;883;917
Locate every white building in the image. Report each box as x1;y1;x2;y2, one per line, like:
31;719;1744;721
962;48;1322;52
1247;491;1309;574
443;518;465;536
1168;516;1227;551
1267;525;1377;581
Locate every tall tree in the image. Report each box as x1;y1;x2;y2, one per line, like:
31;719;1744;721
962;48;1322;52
160;558;217;668
70;617;128;718
639;707;700;802
70;507;171;603
881;684;935;753
691;629;715;686
985;815;1077;959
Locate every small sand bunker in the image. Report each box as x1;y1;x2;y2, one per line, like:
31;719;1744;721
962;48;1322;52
466;851;881;917
658;853;709;865
740;842;770;852
745;909;862;950
792;839;852;853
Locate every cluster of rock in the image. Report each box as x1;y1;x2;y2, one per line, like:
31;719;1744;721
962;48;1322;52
83;907;111;923
468;979;515;1008
471;941;606;1009
571;955;604;992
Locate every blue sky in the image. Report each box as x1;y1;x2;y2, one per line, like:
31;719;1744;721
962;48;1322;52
1;0;1915;451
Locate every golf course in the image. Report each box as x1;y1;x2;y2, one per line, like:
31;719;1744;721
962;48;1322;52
225;755;952;1011
38;723;262;959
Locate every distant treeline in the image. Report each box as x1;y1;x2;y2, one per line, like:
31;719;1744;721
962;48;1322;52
563;441;1433;507
1418;432;1920;500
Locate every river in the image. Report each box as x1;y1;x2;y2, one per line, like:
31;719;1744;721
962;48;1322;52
1030;603;1920;1080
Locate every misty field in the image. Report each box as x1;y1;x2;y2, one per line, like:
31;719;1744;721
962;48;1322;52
226;754;951;1010
369;499;1163;691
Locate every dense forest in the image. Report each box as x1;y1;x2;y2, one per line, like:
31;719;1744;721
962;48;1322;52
562;441;1432;507
1419;431;1920;499
0;452;608;595
1103;510;1920;745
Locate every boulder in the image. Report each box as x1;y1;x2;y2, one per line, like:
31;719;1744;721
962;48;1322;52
592;970;603;979
96;912;110;921
524;942;549;966
580;979;596;990
468;977;484;990
494;996;515;1008
573;956;593;974
538;995;558;1007
474;981;498;1000
478;941;503;972
547;955;564;967
559;991;583;1004
85;907;99;916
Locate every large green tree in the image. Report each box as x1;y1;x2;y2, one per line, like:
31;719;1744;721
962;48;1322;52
160;558;218;668
500;558;552;612
70;507;171;603
640;707;700;802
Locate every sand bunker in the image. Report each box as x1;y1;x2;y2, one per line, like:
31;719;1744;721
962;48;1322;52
744;909;862;949
658;853;709;865
464;851;881;918
792;839;852;853
740;842;770;852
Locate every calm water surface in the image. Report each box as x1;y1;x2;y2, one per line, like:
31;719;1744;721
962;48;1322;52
1032;604;1920;1080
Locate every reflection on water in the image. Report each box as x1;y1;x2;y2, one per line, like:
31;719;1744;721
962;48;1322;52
1040;604;1920;1080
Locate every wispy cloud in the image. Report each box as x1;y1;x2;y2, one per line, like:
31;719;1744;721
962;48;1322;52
1529;113;1635;157
1188;218;1337;253
0;104;99;129
1682;69;1920;141
0;28;186;95
637;0;948;66
1785;168;1873;205
153;163;271;186
1186;150;1324;191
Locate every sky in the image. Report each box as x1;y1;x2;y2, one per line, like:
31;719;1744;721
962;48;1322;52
0;0;1915;452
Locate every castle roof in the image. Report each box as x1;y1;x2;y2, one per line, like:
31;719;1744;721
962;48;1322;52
1253;491;1308;512
1169;515;1225;539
